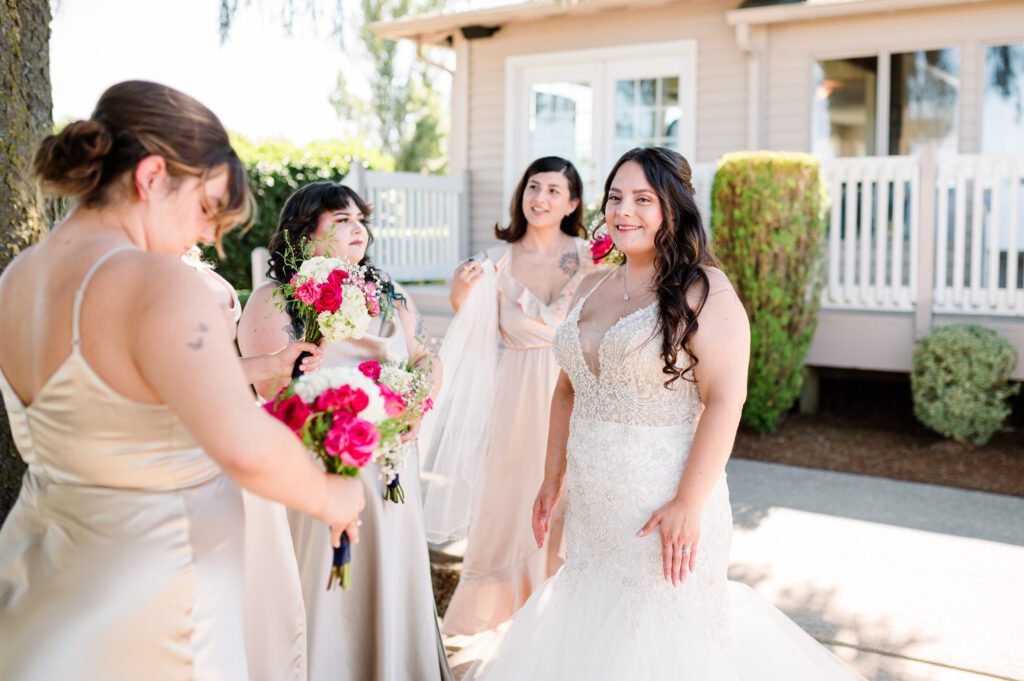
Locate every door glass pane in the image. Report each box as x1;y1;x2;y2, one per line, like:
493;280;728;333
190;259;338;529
888;48;960;155
811;56;878;159
982;43;1024;153
614;75;681;157
639;79;656;106
529;81;595;198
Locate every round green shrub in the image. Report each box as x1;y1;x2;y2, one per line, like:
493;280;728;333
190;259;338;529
711;152;828;434
911;324;1020;446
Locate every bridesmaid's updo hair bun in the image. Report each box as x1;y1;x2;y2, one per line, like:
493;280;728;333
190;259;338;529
31;80;252;246
33;119;114;200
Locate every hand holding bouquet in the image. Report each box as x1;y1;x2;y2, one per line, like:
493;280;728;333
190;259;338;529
264;366;405;589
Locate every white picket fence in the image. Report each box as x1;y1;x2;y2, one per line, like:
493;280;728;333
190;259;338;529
348;165;468;282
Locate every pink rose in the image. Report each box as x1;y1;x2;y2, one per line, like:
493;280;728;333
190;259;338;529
315;283;343;313
378;384;406;417
589;234;614;263
366;293;381;317
327;269;349;287
323;414;352;458
422;397;434;414
340;418;379;468
295;279;318;306
263;393;311;433
315;385;370;415
358;361;382;381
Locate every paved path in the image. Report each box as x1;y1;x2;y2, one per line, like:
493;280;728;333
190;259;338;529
442;461;1024;680
726;460;1023;681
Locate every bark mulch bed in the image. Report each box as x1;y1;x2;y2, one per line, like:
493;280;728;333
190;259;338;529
732;373;1024;498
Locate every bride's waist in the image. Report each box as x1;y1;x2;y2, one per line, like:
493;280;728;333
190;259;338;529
569;414;698;439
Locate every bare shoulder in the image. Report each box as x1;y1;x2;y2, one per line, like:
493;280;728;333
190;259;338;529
245;281;281;313
701;266;735;296
577;268;611;297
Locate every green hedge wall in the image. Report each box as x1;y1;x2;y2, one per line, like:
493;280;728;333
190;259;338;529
710;152;827;434
203;137;393;290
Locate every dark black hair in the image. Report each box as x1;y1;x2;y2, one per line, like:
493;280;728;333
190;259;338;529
494;156;585;243
600;147;718;387
266;182;373;284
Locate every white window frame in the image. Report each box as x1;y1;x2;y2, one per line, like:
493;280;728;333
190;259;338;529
505;40;697;208
810;42;965;157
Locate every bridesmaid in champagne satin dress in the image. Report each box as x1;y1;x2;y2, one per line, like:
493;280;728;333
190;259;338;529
239;181;452;681
434;157;599;636
0;81;364;681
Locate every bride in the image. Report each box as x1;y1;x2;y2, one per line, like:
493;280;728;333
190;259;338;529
468;147;867;680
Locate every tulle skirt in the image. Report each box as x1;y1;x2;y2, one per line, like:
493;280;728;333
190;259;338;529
465;570;866;681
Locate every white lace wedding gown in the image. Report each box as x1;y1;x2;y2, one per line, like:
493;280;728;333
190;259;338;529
468;285;867;680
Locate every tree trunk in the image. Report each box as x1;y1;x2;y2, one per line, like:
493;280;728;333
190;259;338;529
0;0;53;521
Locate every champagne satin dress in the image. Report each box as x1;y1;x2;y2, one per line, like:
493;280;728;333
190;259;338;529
441;240;599;635
287;317;453;681
0;248;248;681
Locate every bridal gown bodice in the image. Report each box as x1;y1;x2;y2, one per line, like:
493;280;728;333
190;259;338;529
551;296;734;642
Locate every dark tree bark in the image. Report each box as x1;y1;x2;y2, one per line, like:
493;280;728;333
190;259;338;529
0;0;53;521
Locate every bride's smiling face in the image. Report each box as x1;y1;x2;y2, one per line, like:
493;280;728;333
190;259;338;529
604;161;663;260
312;199;369;263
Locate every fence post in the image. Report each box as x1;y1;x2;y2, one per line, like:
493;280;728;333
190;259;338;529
915;146;937;340
348;160;367;196
459;169;472;261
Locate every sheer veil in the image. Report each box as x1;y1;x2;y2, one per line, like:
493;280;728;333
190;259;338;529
418;255;500;544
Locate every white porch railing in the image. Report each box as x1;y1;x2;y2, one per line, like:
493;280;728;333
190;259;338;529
932;154;1024;316
348;165;468;282
820;156;921;312
819;153;1024;317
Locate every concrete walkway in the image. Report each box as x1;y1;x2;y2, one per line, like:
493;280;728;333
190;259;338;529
726;460;1023;681
440;460;1024;681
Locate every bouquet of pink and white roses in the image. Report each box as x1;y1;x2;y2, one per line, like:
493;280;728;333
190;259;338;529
264;366;405;590
356;359;435;504
277;255;385;348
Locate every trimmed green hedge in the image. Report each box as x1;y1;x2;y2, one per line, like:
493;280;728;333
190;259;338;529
710;152;827;434
912;324;1020;446
202;137;393;290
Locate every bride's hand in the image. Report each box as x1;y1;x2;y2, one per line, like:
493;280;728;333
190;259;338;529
637;498;701;586
532;478;563;548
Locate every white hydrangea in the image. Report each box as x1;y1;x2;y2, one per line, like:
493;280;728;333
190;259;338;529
379;364;414;395
296;256;348;284
293;366;386;423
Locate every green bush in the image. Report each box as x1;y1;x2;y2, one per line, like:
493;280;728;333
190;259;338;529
912;325;1020;446
203;136;393;290
710;152;827;434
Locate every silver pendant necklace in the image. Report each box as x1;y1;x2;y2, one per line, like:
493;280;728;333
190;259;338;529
623;262;631;302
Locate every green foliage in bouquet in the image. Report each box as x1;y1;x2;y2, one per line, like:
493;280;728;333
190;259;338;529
710;152;827;434
912;324;1020;446
202;135;393;291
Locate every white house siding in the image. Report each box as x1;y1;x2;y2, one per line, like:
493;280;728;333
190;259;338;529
762;0;1024;153
464;0;746;253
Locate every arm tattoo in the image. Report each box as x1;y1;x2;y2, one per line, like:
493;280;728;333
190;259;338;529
187;322;209;351
559;252;580;277
282;324;298;343
414;314;438;356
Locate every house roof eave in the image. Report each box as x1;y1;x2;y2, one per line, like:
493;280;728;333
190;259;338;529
371;0;686;45
727;0;1000;26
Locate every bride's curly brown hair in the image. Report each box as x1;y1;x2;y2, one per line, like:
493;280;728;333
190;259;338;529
600;147;719;387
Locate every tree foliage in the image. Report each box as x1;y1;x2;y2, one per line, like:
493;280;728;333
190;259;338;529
330;0;447;173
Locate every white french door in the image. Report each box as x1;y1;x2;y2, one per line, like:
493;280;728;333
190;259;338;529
505;41;697;209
